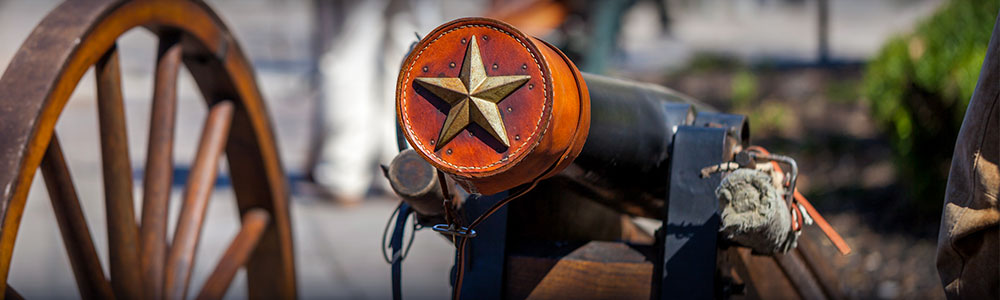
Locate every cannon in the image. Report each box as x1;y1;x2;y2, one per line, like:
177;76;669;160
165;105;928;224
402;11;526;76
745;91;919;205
385;17;849;300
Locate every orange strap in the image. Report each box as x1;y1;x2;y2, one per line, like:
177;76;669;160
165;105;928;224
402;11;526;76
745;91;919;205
794;190;851;255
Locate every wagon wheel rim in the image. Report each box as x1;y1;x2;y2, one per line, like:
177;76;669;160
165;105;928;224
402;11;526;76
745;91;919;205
0;0;296;299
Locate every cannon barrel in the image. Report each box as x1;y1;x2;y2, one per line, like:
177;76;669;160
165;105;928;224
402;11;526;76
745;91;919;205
553;73;750;218
394;17;747;201
389;72;708;217
574;75;697;180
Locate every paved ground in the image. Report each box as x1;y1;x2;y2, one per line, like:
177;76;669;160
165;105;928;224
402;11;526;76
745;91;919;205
0;0;944;299
617;0;945;74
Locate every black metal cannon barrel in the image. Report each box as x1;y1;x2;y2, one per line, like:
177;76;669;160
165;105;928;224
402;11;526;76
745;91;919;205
575;74;698;182
556;73;747;217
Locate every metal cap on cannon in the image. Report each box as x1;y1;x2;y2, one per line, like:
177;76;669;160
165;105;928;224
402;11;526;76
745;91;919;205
396;17;590;195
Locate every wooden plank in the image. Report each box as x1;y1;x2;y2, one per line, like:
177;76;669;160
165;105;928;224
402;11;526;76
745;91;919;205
774;251;828;300
96;44;143;300
729;247;801;300
515;258;651;300
795;237;844;299
194;209;270;300
505;241;653;300
164;101;233;300
40;135;114;300
140;33;182;300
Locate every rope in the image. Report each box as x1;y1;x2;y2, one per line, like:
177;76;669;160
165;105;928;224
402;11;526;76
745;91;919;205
746;146;851;255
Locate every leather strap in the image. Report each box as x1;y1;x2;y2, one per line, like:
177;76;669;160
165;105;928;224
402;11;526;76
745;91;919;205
794;190;851;255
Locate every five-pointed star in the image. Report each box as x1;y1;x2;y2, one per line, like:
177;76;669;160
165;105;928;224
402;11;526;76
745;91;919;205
415;35;530;150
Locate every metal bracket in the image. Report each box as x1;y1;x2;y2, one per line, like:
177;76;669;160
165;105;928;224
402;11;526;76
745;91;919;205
432;224;477;238
659;123;729;299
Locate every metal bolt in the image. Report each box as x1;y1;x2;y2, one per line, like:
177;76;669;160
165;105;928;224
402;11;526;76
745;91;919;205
492;64;498;70
521;64;527;70
449;62;455;68
507;107;513;112
446;149;453;154
461;38;467;44
422;66;428;72
482;36;488;40
430;139;435;145
528;83;534;90
514;135;520;141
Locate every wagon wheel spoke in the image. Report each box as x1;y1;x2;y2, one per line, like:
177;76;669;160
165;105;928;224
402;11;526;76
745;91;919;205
195;209;270;300
165;101;234;300
140;33;183;300
95;44;143;300
40;135;114;300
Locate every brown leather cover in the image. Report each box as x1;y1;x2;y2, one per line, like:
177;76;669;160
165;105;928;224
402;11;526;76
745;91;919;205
396;17;589;195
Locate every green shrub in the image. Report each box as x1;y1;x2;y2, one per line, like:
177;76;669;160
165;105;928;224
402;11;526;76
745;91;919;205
731;69;758;109
864;0;997;213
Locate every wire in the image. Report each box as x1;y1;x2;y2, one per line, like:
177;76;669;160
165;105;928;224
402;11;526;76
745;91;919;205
381;202;419;264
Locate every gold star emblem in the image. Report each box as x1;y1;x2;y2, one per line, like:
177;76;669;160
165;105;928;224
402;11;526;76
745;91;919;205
415;35;530;150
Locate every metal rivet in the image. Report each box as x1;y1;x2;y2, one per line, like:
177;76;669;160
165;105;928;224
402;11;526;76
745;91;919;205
507;107;513;112
529;83;534;89
514;135;520;141
521;64;527;70
482;36;488;40
446;149;453;154
492;64;498;70
422;66;428;72
430;139;435;145
449;62;455;68
461;38;467;44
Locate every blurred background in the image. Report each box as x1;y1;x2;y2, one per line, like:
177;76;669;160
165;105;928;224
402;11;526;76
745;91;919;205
0;0;995;299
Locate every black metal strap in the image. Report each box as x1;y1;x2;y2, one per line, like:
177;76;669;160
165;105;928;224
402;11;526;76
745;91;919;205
389;203;413;300
659;125;727;299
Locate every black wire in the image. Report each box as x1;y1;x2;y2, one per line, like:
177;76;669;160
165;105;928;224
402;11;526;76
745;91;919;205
382;202;419;264
404;211;418;259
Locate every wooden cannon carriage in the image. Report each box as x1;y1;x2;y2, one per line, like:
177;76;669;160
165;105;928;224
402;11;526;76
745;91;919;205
0;1;294;299
385;17;850;300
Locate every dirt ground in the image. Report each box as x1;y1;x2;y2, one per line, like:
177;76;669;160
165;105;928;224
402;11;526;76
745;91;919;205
663;65;946;299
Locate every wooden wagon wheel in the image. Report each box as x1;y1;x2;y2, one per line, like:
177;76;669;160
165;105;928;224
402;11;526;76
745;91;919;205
0;0;296;299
